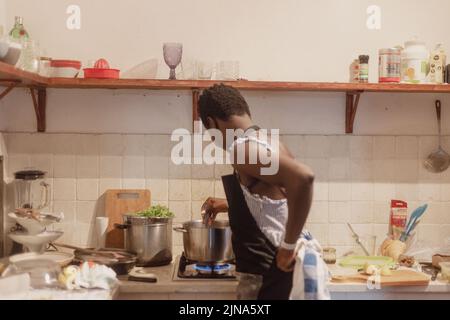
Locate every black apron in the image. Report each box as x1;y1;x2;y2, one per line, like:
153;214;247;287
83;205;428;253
222;174;293;300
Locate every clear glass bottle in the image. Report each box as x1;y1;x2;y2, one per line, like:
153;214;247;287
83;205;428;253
9;16;29;42
19;39;40;73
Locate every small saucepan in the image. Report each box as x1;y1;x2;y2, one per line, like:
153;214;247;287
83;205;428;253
174;220;234;264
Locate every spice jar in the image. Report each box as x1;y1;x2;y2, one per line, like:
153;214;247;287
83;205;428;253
350;59;360;83
358;55;369;83
322;247;337;264
379;48;401;83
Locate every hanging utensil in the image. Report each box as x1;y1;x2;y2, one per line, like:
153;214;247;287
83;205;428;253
424;100;450;173
346;223;370;256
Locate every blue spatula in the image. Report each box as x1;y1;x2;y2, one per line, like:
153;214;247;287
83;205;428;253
400;204;428;242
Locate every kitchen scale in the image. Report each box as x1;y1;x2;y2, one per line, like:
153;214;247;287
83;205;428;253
173;254;237;281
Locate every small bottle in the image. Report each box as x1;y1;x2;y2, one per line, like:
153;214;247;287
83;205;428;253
350;59;360;83
9;16;29;42
359;55;370;83
429;43;446;84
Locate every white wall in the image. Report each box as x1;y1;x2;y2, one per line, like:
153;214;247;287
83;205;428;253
0;0;6;36
1;0;450;135
4;0;450;82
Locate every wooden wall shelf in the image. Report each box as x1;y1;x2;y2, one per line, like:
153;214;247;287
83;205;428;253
1;61;450;133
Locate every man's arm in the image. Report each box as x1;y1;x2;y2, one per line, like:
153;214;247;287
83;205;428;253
233;142;314;271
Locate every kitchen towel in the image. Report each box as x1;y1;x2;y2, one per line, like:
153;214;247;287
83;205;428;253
289;232;331;300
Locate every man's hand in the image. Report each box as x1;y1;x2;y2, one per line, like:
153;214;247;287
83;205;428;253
276;247;296;272
201;197;228;225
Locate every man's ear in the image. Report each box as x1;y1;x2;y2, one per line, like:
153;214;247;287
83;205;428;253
206;117;216;129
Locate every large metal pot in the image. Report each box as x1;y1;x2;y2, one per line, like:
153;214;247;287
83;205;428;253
115;215;172;267
174;220;234;264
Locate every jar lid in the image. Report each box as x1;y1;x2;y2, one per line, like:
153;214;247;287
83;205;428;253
14;170;46;180
379;48;401;54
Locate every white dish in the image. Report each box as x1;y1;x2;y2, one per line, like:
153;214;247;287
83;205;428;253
0;39;9;59
8;212;62;235
9;251;74;267
122;59;158;79
0;42;22;66
9;231;63;253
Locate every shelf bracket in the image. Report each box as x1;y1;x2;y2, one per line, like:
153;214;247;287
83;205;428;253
29;88;47;132
192;89;201;133
0;82;18;101
345;91;362;134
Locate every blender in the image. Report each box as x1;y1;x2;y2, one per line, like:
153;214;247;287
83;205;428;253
8;170;63;254
14;170;50;210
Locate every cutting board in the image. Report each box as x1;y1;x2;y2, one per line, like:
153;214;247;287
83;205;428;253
105;189;151;248
332;270;430;287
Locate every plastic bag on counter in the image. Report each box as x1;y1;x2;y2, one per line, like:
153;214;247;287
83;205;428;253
404;237;450;263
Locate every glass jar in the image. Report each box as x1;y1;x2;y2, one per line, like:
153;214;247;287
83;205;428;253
38;57;52;77
322;247;337;264
18;39;40;73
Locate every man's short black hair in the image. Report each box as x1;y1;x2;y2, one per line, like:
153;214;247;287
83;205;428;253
198;84;251;128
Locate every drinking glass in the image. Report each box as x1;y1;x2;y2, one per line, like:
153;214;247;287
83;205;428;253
216;60;239;80
197;61;213;80
163;43;183;80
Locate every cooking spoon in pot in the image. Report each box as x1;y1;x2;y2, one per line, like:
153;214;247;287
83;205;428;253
424;100;450;173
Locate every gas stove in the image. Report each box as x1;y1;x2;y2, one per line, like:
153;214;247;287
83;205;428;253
173;253;237;281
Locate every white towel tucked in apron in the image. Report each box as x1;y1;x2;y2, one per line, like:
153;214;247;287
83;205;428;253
290;236;331;300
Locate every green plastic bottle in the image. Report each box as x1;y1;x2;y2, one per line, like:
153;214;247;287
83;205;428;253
9;16;29;41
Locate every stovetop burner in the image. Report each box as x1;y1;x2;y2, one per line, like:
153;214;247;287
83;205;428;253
194;263;232;275
175;253;236;280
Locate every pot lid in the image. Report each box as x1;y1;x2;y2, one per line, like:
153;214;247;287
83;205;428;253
14;170;46;180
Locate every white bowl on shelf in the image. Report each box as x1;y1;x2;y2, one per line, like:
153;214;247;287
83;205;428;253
0;39;9;59
9;231;63;253
0;41;22;66
122;59;158;79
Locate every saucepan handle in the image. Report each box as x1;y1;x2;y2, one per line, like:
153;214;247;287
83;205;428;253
173;226;187;233
114;223;130;230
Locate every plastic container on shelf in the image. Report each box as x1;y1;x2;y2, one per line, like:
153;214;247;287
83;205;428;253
379;47;402;83
401;38;429;83
50;59;81;78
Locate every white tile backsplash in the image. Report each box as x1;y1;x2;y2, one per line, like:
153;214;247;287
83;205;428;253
373;136;395;159
3;133;450;254
76;155;99;178
53;155;76;178
350;136;373;159
396;136;418;159
76;178;99;201
169;179;191;201
53;178;76;200
99;155;122;179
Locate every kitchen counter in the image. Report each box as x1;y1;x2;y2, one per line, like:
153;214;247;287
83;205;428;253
0;287;118;300
116;263;450;300
118;263;238;300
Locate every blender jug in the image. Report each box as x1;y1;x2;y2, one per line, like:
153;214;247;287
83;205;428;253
14;170;50;210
